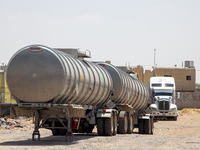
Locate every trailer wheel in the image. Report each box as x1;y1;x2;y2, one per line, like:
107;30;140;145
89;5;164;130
86;125;94;133
150;117;154;134
138;119;144;134
97;118;104;136
118;112;128;134
144;119;151;134
105;112;114;136
66;131;74;142
127;112;134;134
113;111;118;135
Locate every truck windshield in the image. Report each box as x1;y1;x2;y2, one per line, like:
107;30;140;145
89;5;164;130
154;93;172;96
154;90;173;96
165;84;174;87
152;83;162;87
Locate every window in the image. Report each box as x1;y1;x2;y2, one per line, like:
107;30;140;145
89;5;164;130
164;75;172;77
165;84;174;87
154;90;173;96
154;92;172;96
152;83;162;87
186;76;191;80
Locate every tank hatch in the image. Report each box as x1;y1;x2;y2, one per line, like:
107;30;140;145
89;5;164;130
55;48;91;59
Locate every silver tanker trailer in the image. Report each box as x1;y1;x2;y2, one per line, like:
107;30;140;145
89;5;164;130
5;45;154;141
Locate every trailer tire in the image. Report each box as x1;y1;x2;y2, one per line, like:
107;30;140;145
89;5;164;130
144;119;151;134
87;125;94;133
138;119;144;134
78;125;84;133
150;117;154;134
105;112;114;136
113;111;118;135
97;118;104;136
127;112;134;134
118;112;128;134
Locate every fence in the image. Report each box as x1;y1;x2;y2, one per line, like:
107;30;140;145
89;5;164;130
176;92;200;110
0;88;32;118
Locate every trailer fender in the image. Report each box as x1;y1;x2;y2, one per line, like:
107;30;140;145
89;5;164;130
96;109;113;118
118;111;126;120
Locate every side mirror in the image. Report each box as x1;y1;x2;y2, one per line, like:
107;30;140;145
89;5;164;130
152;89;155;97
176;92;180;99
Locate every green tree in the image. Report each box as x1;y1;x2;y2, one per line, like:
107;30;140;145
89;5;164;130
195;83;200;88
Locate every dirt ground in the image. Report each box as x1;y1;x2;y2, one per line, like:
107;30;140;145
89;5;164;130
0;110;200;150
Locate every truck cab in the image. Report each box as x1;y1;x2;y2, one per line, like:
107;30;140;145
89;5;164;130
149;77;178;120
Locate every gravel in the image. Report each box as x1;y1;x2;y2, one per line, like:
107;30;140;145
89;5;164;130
0;112;200;150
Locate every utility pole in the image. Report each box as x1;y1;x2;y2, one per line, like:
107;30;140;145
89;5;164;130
154;49;156;69
153;49;156;77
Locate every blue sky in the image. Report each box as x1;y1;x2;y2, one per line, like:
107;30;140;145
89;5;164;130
0;0;200;82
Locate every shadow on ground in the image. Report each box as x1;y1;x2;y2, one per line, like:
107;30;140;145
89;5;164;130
0;133;98;146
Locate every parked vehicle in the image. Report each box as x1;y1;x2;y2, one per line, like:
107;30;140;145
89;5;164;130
149;77;178;120
5;45;154;141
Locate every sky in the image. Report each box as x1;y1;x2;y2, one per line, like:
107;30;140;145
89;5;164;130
0;0;200;82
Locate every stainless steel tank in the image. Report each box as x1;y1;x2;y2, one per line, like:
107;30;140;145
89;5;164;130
6;45;113;105
96;62;149;111
7;44;149;110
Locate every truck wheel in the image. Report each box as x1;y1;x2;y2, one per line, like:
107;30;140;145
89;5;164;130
127;112;134;134
144;119;151;134
97;118;104;136
113;111;118;135
78;125;84;133
138;119;144;134
105;112;114;136
118;112;128;134
174;116;177;121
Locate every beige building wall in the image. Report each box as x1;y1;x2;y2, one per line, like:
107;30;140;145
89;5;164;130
131;66;144;82
144;70;153;89
131;66;195;92
154;68;195;92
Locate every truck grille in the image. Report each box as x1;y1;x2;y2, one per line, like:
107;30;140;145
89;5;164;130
158;101;169;111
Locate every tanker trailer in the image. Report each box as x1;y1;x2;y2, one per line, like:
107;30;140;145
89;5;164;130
5;44;154;141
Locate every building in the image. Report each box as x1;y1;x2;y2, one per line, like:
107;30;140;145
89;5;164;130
130;61;196;92
0;65;16;104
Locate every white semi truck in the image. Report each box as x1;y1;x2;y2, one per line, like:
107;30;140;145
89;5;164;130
149;77;178;120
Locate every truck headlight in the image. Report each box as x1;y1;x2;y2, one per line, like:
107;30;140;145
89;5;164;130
151;108;157;111
171;108;177;112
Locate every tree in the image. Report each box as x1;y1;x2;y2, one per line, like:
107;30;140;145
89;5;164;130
195;83;200;88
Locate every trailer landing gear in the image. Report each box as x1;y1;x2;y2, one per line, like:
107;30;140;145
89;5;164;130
66;131;74;142
32;131;40;141
32;110;40;141
31;109;75;141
